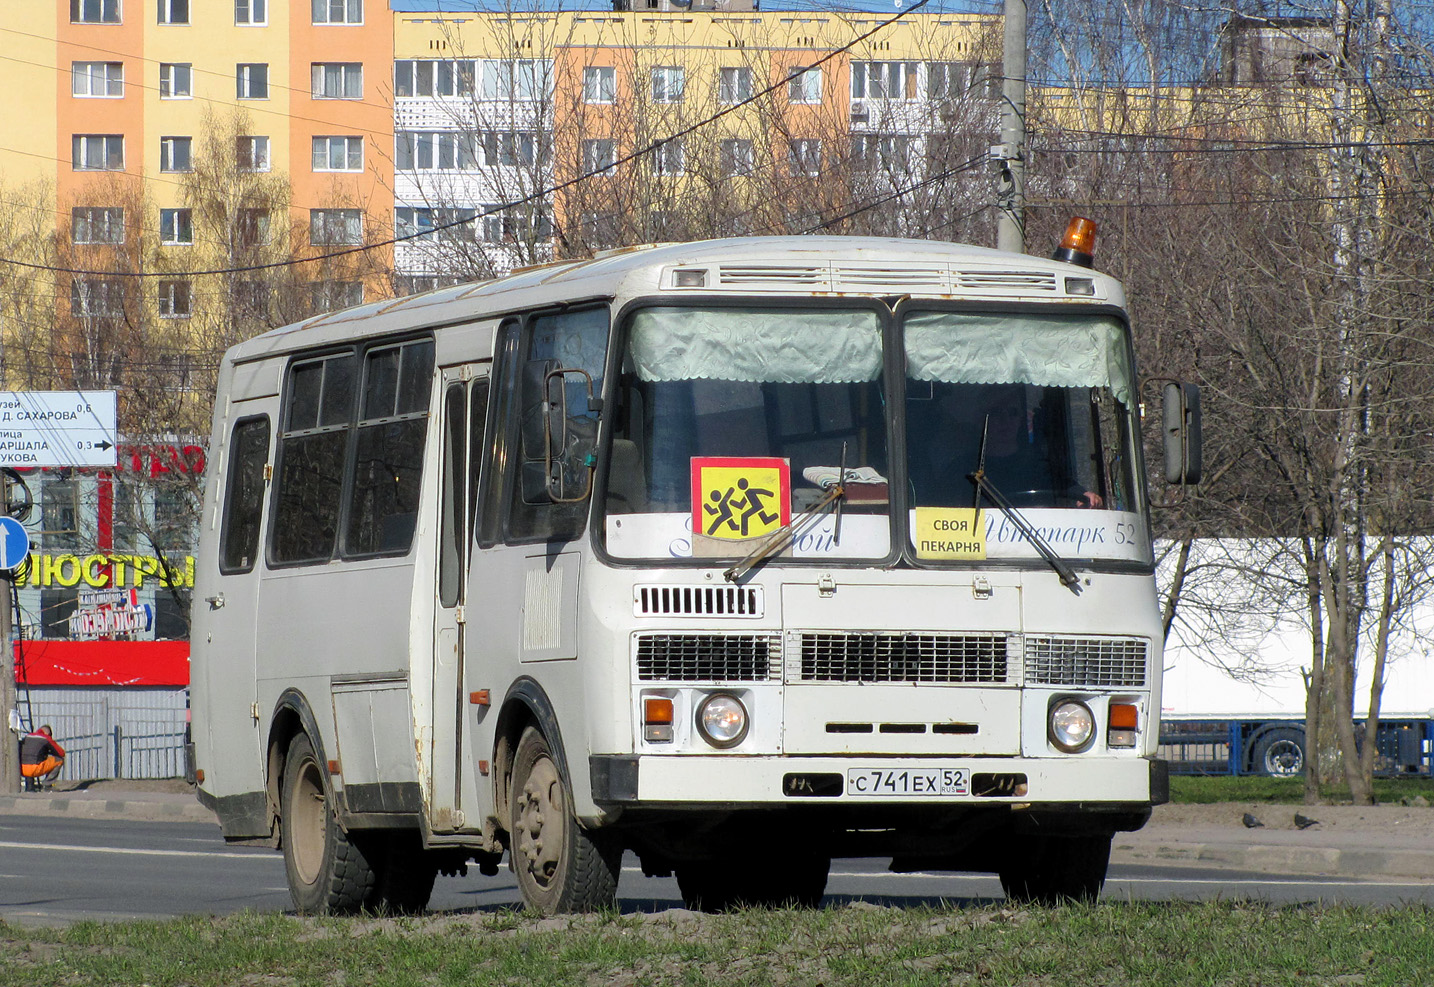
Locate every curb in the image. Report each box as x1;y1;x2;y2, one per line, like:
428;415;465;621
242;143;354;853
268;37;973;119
1112;839;1434;881
0;794;217;825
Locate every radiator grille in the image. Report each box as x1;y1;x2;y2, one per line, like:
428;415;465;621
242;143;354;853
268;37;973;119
1025;635;1148;687
798;632;1008;683
634;584;763;617
955;270;1058;292
636;633;781;681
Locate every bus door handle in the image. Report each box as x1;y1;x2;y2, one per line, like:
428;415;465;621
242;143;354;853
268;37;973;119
205;594;225;610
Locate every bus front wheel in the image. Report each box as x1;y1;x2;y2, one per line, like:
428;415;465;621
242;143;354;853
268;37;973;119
280;734;378;915
509;726;620;914
998;833;1111;905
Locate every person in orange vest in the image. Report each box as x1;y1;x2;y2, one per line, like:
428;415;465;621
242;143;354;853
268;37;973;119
19;725;65;792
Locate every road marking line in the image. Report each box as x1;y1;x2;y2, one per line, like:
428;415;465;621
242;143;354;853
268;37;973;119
0;840;274;861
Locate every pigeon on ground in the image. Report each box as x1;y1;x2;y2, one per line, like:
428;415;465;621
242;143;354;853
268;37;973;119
1242;812;1264;828
1294;813;1319;830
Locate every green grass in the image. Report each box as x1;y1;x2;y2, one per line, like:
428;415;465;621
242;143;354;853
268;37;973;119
1170;773;1434;805
4;902;1434;987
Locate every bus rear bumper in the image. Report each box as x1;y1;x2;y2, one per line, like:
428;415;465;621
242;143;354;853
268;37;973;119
591;754;1166;808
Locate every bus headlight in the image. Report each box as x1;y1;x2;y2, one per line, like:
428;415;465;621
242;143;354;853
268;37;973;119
696;693;748;749
1049;699;1095;753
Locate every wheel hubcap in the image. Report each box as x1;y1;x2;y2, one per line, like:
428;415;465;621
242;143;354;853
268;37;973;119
515;755;564;889
292;759;326;885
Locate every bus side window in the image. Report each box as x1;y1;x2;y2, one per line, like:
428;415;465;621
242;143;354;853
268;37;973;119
345;339;435;556
219;416;270;574
272;352;357;564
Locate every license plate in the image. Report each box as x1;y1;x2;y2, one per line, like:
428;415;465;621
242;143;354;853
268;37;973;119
846;767;970;797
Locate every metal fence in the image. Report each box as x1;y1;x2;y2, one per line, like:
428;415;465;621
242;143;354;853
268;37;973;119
18;687;188;781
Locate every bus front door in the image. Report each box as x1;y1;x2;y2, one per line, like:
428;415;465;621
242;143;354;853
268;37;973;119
430;368;489;831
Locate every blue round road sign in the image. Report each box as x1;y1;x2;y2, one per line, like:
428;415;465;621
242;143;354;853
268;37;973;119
0;515;30;570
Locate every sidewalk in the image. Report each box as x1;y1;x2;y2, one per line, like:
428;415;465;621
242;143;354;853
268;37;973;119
0;781;216;825
2;785;1432;882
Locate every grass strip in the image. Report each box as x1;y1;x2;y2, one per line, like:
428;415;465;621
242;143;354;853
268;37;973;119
4;900;1434;987
1170;775;1434;805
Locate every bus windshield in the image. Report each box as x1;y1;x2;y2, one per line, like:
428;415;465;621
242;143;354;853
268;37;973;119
603;305;890;560
600;305;1142;564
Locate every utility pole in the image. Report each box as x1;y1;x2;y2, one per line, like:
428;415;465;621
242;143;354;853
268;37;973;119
0;505;15;793
995;0;1027;254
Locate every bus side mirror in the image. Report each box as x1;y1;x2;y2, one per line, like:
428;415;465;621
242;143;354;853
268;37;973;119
1162;382;1202;485
521;361;601;504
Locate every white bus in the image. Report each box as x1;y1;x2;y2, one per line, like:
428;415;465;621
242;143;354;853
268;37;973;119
190;231;1199;914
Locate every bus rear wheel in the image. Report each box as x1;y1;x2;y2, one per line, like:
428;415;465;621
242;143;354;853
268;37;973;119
509;726;619;914
675;854;830;912
280;734;378;915
998;833;1111;905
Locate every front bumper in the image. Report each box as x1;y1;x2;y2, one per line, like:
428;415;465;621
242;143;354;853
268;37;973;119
593;753;1167;807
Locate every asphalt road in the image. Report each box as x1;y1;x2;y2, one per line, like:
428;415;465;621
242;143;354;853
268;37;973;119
3;812;1433;926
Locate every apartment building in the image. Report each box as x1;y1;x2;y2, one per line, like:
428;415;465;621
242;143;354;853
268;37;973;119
390;3;1000;278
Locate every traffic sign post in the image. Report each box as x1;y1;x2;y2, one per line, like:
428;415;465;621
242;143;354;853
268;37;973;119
0;391;118;469
0;518;20;793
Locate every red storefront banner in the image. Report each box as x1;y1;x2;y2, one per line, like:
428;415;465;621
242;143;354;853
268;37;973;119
12;640;189;687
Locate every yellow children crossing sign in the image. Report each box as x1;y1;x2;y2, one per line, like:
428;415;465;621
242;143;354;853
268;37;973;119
691;457;791;540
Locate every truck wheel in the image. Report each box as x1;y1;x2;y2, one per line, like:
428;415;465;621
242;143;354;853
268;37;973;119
999;833;1111;905
676;854;830;912
280;734;378;915
510;726;620;914
1251;728;1305;777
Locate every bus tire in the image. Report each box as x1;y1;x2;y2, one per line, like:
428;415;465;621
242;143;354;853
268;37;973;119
1251;728;1305;777
369;833;438;915
676;854;830;912
280;734;378;915
510;726;619;914
998;833;1111;905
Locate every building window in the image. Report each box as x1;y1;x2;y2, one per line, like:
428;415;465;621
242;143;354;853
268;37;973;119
477;59;548;100
581;212;619;246
312;136;363;171
851;134;913;172
312;0;361;24
310;281;363;312
72;134;124;171
718;66;751;104
312;63;363;99
395;206;435;239
582;138;617;176
310;208;362;246
235;208;270;248
157;0;188;24
720;138;754;177
395;132;478;171
235;0;266;24
788;66;822;104
158;280;191;318
71;0;120;23
41;477;82;550
483;130;538;167
71;279;125;318
653;138;684;176
72;207;125;245
788;138;821;176
236;63;269;99
394;59;479;98
159;136;192;172
233;280;270;316
159;62;191;98
851;61;918;101
650;65;684;103
72;62;123;97
583;65;615;103
160;207;193;245
235;135;270;171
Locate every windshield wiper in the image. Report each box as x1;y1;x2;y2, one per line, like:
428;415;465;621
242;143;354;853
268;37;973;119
968;415;1083;596
724;444;848;584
